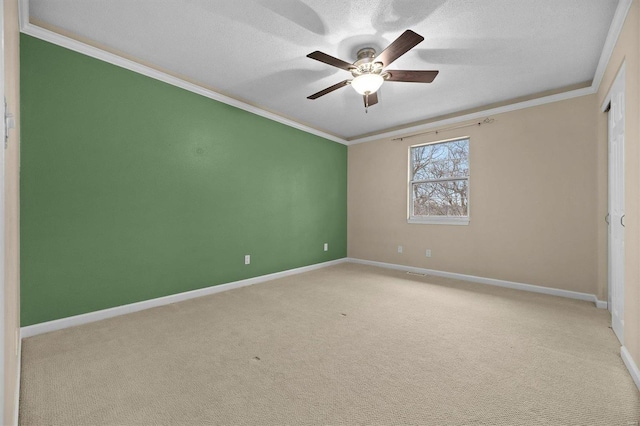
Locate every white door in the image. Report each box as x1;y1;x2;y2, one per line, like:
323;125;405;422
607;63;625;345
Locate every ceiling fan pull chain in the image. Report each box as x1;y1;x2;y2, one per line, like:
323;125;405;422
365;93;369;113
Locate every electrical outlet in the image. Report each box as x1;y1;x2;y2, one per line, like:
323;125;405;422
324;243;328;251
425;249;432;258
244;255;251;265
398;245;403;253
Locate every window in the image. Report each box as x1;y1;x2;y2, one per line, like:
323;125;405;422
409;137;469;225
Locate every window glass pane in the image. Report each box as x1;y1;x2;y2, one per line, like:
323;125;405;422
412;180;468;217
411;139;469;181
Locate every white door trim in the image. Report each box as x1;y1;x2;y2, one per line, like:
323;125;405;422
601;62;626;112
605;61;625;345
0;0;7;422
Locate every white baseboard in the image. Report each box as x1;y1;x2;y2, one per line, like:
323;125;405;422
13;333;21;426
347;258;605;308
21;258;347;338
19;256;607;339
621;346;640;392
595;299;608;309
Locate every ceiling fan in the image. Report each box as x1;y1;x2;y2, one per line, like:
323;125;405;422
306;30;439;112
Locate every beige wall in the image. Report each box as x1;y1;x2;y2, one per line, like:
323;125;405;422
348;94;603;297
4;0;20;424
349;0;640;381
597;0;640;374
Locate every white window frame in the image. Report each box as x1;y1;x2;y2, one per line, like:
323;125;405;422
408;137;470;226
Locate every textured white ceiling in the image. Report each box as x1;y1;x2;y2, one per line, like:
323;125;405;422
28;0;619;140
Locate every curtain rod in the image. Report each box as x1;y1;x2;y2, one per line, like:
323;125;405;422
392;118;495;141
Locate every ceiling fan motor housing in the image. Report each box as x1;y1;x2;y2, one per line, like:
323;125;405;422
352;47;384;77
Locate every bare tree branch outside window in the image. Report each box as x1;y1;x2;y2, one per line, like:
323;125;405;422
410;138;469;218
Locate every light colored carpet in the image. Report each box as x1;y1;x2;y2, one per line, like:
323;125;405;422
20;263;640;425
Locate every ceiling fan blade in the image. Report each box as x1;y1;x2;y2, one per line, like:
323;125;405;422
363;92;379;108
307;80;351;99
386;70;439;83
307;51;355;71
375;30;424;67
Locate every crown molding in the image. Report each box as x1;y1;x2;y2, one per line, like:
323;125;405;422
19;0;632;147
18;0;29;30
17;0;347;146
347;86;595;145
591;0;633;92
347;0;633;145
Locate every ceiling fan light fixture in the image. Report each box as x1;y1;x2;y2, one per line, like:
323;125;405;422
351;73;384;95
306;30;436;108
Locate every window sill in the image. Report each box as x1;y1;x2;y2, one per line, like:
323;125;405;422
408;217;469;226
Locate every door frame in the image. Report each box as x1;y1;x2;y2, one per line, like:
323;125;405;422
0;0;6;422
601;61;626;344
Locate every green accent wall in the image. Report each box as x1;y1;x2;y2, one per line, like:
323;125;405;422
20;35;347;326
